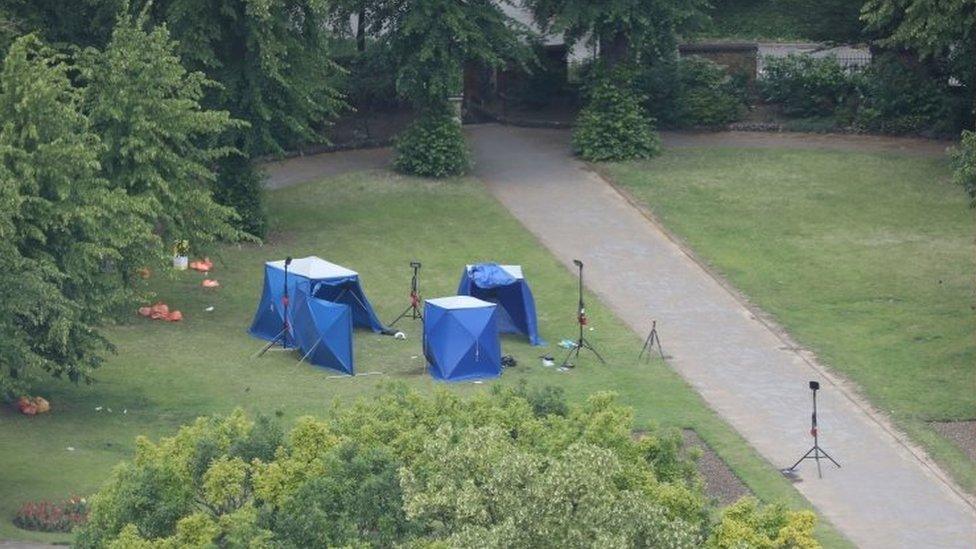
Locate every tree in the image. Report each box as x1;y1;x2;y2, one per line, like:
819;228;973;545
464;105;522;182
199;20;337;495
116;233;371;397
139;0;345;158
80;9;247;256
0;35;157;395
378;0;527;176
522;0;705;67
861;0;975;104
80;385;790;547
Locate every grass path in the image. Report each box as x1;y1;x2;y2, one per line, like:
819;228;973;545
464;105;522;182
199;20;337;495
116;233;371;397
606;147;976;494
1;170;848;546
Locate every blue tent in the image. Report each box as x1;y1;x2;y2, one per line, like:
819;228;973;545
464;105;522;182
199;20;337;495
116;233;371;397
291;289;354;375
423;296;501;382
249;256;388;347
457;263;545;346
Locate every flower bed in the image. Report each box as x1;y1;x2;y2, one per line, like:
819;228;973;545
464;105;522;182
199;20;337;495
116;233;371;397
14;496;88;533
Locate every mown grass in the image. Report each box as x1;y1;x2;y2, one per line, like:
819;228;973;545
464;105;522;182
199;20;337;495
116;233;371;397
0;169;849;546
606;147;976;495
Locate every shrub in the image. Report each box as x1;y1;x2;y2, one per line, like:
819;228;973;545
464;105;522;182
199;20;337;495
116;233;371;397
951;130;976;207
213;154;267;238
707;497;817;548
14;496;89;533
340;45;400;113
674;56;746;127
759;54;852;117
851;54;960;135
573;76;661;162
393;111;470;177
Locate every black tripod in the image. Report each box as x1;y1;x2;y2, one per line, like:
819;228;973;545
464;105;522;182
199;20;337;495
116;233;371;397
389;261;423;326
256;256;293;357
638;319;665;361
784;381;840;478
560;259;605;367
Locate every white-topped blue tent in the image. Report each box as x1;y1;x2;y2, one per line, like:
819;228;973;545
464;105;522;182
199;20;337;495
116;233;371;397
423;296;502;382
457;263;544;346
249;256;388;347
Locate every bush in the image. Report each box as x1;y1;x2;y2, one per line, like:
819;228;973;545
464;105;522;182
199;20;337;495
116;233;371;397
759;54;852;117
707;497;817;548
393;111;470;177
951;130;976;207
851;54;960;135
674;56;746;127
213;155;267;238
573;76;661;162
14;497;88;533
340;45;400;113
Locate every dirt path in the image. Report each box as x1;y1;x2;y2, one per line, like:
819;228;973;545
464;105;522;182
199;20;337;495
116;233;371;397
466;124;974;549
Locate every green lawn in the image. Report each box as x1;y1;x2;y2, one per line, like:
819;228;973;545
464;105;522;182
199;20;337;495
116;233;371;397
1;169;849;546
606;147;976;494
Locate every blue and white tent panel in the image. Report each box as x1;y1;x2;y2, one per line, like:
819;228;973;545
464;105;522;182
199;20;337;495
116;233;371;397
423;296;502;382
249;256;387;346
457;263;545;346
291;289;354;375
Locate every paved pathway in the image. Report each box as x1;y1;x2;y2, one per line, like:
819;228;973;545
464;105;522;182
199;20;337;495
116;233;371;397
466;124;975;549
262;126;973;547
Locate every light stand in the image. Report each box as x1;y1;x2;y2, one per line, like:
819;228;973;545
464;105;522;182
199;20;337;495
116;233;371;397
256;256;293;357
389;261;423;326
560;259;605;367
783;381;840;478
638;319;665;361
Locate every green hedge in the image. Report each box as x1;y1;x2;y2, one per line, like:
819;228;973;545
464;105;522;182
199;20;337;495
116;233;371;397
573;77;661;162
393;111;470;178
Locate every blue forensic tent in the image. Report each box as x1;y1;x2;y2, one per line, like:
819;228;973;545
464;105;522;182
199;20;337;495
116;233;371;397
249;256;387;347
291;289;354;375
457;263;545;346
423;296;502;382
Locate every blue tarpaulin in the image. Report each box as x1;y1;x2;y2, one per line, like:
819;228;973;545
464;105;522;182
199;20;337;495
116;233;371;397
249;256;388;348
290;289;354;375
457;263;545;346
423;296;501;382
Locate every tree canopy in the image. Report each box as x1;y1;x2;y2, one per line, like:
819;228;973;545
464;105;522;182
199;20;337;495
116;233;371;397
76;385;820;547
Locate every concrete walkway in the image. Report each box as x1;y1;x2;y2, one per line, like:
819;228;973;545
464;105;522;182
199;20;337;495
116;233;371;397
466;124;975;549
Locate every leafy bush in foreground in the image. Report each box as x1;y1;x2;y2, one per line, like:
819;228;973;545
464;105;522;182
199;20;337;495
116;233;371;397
951;130;976;207
573;76;661;162
759;54;852;117
393;111;470;177
76;385;818;547
674;56;747;127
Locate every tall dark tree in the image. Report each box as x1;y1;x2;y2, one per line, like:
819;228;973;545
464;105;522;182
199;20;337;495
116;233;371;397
522;0;704;67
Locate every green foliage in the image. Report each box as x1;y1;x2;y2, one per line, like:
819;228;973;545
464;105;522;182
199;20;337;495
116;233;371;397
339;44;400;112
850;53;962;135
212;154;268;238
673;56;746;127
80;10;246;252
862;0;975;95
707;497;818;548
0;35;157;396
759;54;853;117
380;0;527;110
393;112;470;178
77;385;754;547
524;0;705;66
0;0;124;51
703;0;862;42
140;0;345;157
951;130;976;207
573;75;661;162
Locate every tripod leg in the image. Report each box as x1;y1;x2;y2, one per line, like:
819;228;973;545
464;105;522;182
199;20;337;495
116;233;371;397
787;446;817;472
652;332;665;359
389;304;414;327
255;328;287;358
580;337;606;364
638;331;654;361
817;446;841;468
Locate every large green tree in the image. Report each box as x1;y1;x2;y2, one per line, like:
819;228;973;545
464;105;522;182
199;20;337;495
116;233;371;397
861;0;975;99
522;0;704;66
0;35;156;395
80;10;246;256
75;385;819;547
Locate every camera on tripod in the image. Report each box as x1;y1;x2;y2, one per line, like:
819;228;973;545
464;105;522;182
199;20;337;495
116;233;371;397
410;261;421;269
809;380;820;391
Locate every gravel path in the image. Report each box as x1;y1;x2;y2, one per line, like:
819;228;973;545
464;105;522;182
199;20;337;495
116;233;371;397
467;123;975;549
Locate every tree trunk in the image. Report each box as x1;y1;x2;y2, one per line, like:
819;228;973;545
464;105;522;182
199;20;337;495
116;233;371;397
356;3;366;52
599;29;630;67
